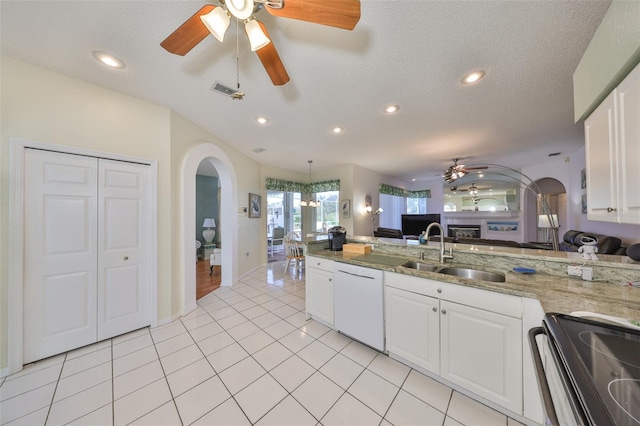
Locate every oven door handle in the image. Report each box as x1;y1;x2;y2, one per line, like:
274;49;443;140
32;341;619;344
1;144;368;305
529;327;560;426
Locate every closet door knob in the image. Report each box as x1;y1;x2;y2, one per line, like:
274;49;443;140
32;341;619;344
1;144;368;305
441;309;447;315
432;307;437;312
124;256;129;260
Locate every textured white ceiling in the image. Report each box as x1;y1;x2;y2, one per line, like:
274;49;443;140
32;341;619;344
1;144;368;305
0;0;611;184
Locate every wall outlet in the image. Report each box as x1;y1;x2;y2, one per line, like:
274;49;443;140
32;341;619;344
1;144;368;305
567;265;583;276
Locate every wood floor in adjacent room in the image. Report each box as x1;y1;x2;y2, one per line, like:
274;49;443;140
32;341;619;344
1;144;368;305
196;259;221;300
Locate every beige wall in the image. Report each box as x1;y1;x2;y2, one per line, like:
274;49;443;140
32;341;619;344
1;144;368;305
0;57;173;370
0;57;269;371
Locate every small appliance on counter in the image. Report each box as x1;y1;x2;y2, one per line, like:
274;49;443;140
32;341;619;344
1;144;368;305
328;226;347;251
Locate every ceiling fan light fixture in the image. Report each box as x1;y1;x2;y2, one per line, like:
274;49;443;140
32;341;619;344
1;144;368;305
200;7;230;42
245;19;271;51
226;0;254;20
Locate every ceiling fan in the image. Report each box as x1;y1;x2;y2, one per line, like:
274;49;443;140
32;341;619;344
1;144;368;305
443;159;488;183
160;0;361;86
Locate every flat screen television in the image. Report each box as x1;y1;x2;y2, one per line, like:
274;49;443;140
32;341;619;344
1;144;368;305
401;214;441;237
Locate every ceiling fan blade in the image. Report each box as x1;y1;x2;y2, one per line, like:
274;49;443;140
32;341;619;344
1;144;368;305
161;4;216;56
265;0;360;30
255;22;290;86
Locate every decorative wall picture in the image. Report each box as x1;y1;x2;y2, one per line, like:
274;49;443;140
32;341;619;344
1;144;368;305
581;168;586;189
487;221;519;232
248;193;262;218
582;193;587;214
341;199;351;218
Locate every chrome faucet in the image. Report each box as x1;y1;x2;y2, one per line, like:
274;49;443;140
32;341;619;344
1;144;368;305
425;223;454;264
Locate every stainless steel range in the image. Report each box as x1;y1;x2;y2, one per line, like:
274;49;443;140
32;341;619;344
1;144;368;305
529;313;640;426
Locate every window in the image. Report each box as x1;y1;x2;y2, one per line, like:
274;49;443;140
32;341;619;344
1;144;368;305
379;194;428;229
314;190;339;231
379;193;405;229
407;197;427;214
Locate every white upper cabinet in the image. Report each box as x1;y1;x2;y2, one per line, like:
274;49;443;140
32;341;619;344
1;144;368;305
585;62;640;224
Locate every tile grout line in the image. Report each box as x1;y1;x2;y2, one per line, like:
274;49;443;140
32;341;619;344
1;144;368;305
43;352;67;425
182;310;253;426
148;326;185;426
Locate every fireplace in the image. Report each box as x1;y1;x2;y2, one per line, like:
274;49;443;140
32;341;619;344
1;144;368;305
448;225;481;239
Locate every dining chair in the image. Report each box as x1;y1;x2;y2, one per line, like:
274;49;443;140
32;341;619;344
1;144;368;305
268;227;285;257
284;232;304;273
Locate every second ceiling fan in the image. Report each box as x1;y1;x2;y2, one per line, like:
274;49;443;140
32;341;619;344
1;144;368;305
161;0;361;86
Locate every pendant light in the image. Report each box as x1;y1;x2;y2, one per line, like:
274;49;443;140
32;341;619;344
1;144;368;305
300;160;318;208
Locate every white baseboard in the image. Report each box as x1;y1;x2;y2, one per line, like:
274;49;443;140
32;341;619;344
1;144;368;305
0;365;11;379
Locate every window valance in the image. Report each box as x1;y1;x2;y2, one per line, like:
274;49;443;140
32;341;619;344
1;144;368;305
266;178;340;193
378;183;431;198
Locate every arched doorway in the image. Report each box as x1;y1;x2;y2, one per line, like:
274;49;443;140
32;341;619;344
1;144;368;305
181;143;238;316
523;178;567;244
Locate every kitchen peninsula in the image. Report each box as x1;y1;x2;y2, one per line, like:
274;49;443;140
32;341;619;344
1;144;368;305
303;235;640;425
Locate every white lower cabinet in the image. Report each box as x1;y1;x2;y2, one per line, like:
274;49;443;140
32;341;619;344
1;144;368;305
385;272;523;415
306;256;334;327
385;286;440;373
439;300;522;413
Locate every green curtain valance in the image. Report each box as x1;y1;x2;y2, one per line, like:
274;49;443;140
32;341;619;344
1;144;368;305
266;178;340;193
378;183;431;198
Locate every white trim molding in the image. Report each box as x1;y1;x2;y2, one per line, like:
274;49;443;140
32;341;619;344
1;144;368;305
6;137;159;376
180;143;239;317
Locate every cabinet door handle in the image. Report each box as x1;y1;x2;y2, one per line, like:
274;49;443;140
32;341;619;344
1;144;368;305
329;278;332;282
124;256;129;261
432;307;437;312
437;288;442;293
607;207;617;213
441;309;447;314
317;262;321;266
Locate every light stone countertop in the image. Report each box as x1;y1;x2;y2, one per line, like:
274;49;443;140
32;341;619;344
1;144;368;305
305;237;640;324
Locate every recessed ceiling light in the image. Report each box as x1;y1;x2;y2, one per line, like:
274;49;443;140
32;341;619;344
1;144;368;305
93;51;125;69
411;178;416;182
385;105;399;113
332;127;344;134
255;116;269;125
461;70;485;85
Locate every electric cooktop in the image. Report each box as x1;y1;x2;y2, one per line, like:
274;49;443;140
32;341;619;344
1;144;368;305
544;313;640;425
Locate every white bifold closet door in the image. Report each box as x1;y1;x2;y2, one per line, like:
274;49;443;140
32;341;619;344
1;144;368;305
24;149;151;363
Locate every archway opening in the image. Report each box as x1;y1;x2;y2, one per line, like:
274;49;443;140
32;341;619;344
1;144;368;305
523;178;567;244
181;143;238;316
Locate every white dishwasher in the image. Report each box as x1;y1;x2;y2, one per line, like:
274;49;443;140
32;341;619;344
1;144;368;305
333;263;384;352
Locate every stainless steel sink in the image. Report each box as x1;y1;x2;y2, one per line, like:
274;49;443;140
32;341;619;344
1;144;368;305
437;267;506;283
400;261;439;272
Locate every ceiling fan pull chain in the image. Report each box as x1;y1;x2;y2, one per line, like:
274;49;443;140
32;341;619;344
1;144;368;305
236;18;240;91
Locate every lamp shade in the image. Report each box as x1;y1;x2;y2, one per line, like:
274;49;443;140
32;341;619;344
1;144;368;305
200;7;230;42
203;218;216;228
245;19;270;51
537;214;558;228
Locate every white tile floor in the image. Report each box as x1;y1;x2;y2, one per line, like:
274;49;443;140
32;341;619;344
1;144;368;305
0;263;527;426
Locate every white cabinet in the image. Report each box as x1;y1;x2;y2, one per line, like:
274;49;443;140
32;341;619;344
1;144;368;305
385;286;440;373
585;62;640;224
305;256;334;327
440;300;522;413
385;272;523;414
